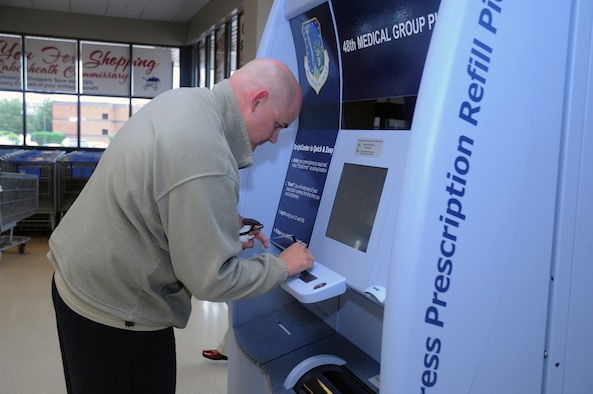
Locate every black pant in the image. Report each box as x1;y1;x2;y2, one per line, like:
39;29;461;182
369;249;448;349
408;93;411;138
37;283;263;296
52;276;176;394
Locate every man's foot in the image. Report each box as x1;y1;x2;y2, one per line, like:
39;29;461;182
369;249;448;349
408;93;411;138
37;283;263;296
202;349;228;360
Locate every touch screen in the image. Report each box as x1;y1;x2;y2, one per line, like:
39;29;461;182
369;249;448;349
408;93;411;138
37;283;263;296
325;163;388;252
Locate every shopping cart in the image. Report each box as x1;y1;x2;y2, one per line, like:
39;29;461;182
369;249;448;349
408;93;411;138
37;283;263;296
57;150;103;220
1;150;65;230
0;172;39;257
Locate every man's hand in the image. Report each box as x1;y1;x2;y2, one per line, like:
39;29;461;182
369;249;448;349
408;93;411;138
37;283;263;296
238;217;267;249
278;243;315;276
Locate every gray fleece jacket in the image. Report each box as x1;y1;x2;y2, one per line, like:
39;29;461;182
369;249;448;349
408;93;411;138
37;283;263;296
49;80;288;329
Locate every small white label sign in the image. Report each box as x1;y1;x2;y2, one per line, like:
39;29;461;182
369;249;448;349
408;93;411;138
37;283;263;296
355;138;384;158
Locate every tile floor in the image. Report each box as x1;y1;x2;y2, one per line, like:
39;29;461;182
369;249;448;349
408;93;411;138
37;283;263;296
0;232;228;394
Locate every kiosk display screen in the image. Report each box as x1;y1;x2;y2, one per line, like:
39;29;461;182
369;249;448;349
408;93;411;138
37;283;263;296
325;163;388;252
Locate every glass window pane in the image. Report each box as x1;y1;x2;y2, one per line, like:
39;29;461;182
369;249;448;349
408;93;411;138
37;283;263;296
171;47;180;89
198;41;206;87
0;91;23;145
0;34;23;91
132;45;176;97
26;92;77;147
208;33;215;87
238;14;245;68
25;36;77;93
81;41;130;96
80;96;129;148
215;26;226;83
132;97;151;115
230;17;238;75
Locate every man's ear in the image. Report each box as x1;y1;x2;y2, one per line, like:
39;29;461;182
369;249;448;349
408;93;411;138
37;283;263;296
251;90;269;111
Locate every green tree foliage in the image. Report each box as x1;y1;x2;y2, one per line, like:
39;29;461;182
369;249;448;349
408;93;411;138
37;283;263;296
0;97;58;145
28;99;53;133
30;131;64;145
0;97;23;135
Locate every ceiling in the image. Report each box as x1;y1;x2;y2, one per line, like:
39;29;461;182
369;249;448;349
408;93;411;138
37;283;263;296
0;0;211;23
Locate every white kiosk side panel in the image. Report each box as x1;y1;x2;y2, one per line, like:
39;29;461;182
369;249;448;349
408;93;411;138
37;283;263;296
382;1;571;393
543;1;593;392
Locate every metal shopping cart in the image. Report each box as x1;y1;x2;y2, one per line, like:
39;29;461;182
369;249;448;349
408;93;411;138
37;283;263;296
0;172;39;257
57;150;103;220
1;150;65;231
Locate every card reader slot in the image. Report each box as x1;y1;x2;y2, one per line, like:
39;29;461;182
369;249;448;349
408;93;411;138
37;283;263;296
299;270;317;283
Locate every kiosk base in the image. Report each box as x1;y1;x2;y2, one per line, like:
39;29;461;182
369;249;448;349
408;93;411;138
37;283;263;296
294;364;375;393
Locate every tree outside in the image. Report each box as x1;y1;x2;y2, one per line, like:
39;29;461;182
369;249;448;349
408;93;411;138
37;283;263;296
0;97;65;145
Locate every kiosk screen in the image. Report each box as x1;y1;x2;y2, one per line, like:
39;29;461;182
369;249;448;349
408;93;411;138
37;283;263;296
325;163;388;252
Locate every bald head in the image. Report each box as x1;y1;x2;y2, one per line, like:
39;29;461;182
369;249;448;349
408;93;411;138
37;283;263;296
229;58;303;150
230;58;301;110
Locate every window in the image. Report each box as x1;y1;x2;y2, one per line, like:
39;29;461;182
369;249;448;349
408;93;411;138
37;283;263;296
0;33;180;149
194;11;242;88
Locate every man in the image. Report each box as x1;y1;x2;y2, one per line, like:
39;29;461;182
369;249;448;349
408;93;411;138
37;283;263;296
49;58;314;394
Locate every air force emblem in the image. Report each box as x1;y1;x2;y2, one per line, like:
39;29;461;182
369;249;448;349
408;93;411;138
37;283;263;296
302;17;329;94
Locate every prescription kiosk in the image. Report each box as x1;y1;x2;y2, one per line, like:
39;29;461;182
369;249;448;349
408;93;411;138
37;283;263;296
228;0;593;392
